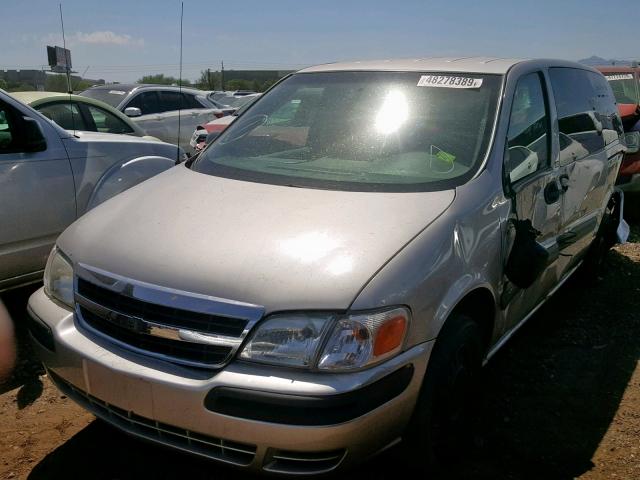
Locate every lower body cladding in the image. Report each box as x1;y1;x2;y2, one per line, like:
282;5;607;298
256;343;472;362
27;287;433;475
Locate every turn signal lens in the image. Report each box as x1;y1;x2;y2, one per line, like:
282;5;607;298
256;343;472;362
318;307;409;371
373;315;407;356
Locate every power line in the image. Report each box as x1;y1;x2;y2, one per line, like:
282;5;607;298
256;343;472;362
0;60;308;71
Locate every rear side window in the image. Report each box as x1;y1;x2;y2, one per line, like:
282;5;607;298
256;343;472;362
37;102;88;131
549;68;621;163
85;104;134;134
589;72;624;145
505;72;550;183
183;93;204;109
157;91;183;112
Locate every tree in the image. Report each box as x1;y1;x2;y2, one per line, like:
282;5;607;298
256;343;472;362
5;81;36;92
225;79;253;91
0;78;7;91
138;74;191;86
197;69;221;90
261;79;277;92
45;74;70;92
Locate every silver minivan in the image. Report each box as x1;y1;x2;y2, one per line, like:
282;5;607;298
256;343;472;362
28;58;629;474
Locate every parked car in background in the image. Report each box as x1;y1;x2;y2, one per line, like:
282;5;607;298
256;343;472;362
9;91;159;141
597;66;640;190
29;58;629;474
190;94;261;151
80;84;226;154
0;89;184;291
209;90;257;103
209;92;260;110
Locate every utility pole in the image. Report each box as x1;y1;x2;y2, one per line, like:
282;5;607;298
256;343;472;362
221;60;225;91
206;68;211;89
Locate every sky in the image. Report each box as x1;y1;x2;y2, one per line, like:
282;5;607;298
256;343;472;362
2;0;639;83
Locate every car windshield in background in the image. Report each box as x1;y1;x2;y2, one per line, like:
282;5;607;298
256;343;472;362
80;88;129;108
604;74;638;104
194;71;502;192
211;95;257;109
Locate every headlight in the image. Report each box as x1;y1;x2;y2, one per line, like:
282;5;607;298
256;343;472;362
44;247;74;308
239;313;334;367
239;307;409;371
317;308;409;371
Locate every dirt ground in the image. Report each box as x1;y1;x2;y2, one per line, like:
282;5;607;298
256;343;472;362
1;230;639;480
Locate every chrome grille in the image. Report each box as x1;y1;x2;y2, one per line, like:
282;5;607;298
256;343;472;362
74;264;264;370
48;370;257;466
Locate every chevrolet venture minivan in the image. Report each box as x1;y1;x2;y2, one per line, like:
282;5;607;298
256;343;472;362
28;58;630;474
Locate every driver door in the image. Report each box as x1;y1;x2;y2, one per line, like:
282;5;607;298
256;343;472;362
0;98;76;289
502;71;563;329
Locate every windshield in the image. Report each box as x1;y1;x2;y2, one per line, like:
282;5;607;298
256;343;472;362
80;88;129;108
604;73;638;105
193;71;502;192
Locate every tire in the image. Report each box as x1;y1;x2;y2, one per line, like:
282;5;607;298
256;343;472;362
402;314;484;472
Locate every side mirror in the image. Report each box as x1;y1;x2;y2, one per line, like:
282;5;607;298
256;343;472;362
624;131;640;154
124;107;142;118
21;117;46;152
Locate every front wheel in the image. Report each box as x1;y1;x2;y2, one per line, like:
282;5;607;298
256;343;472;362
403;314;484;472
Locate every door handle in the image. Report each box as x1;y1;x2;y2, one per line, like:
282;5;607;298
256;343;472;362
559;174;570;192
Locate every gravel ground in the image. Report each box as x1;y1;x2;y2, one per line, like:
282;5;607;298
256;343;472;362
1;228;639;480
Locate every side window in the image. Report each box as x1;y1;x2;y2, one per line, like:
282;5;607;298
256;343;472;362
549;67;605;164
589;72;624;146
0;102;16;152
183;93;204;109
157;91;183;112
505;72;550;183
127;92;160;115
85;105;134;134
37;102;88;131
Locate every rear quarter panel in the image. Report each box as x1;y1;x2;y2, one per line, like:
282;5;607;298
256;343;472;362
62;135;178;215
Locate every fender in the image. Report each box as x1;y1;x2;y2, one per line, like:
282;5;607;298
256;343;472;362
86;156;175;212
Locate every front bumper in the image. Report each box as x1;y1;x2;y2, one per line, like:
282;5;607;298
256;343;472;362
28;287;433;474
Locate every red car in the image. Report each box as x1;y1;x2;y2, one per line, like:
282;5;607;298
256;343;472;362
597;66;640;189
190;94;261;152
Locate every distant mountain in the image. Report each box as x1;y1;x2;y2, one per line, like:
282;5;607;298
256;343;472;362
579;55;632;66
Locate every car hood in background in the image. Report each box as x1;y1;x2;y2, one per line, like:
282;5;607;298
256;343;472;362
58;166;454;312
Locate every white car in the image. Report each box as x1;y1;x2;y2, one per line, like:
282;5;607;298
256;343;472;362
0;89;185;291
81;84;227;154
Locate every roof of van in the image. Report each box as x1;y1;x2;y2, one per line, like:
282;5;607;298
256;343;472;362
298;57;588;75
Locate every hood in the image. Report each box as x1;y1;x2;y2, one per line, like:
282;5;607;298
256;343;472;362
62;131;181;160
69;131;167;144
58;166;454;312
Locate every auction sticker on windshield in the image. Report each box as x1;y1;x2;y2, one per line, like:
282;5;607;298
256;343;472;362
605;74;634;81
417;75;483;88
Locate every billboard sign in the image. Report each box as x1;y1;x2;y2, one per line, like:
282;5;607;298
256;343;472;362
46;45;72;73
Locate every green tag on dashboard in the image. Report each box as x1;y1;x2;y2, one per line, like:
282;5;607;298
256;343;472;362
436;150;456;164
